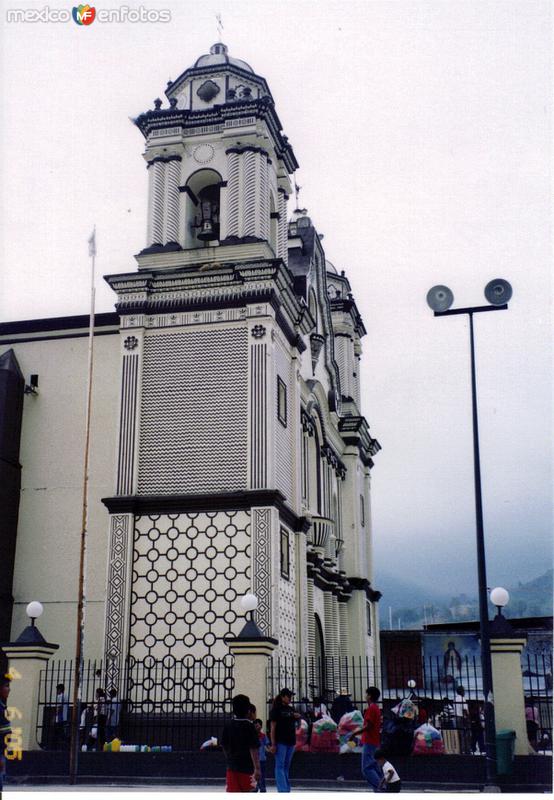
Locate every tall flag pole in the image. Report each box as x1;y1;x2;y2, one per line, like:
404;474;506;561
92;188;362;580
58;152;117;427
69;227;97;785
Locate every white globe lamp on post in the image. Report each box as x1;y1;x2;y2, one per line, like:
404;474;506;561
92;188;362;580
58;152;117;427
490;587;509;616
15;600;47;644
235;592;264;639
240;593;258;618
26;601;44;627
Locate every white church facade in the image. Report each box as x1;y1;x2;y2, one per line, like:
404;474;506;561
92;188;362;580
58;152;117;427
0;44;381;688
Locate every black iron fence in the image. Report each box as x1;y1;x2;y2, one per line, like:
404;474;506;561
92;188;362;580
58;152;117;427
267;655;488;755
522;652;552;752
267;654;483;709
37;655;234;751
36;650;552;755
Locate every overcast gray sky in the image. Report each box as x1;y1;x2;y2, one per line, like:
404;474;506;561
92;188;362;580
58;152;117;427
1;0;551;598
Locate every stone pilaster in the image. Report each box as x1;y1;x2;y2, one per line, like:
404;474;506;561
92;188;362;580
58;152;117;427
226;634;278;727
164;158;181;244
147;160;165;246
277;188;288;264
2;641;59;751
490;634;530;755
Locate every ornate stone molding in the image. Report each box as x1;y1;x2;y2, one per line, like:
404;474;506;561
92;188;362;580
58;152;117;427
251;508;272;635
104;514;133;690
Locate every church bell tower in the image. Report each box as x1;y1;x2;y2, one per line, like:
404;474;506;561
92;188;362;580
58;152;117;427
135;42;295;266
101;43;380;693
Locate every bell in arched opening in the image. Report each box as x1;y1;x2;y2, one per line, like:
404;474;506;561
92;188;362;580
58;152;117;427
195;184;220;242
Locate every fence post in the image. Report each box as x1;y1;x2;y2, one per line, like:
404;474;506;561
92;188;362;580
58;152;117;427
2;632;59;751
225;621;278;728
489;614;530;755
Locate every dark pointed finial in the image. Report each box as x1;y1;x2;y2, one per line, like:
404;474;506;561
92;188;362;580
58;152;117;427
169;97;178;108
153;98;162;110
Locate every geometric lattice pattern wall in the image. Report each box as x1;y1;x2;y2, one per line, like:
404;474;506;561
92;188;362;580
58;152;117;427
129;511;251;664
138;328;248;494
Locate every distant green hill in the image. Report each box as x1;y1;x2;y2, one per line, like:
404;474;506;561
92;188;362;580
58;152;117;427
503;568;553;619
378;569;552;630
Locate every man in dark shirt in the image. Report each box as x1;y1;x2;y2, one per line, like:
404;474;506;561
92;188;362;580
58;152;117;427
221;693;261;792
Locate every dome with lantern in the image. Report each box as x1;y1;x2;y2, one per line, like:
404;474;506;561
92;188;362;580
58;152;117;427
164;42;272;112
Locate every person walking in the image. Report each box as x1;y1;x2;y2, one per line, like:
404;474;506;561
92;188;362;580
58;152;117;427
253;718;269;792
351;686;382;792
94;688;107;752
0;678;11;793
54;683;69;748
525;701;540;751
269;688;300;793
106;688;121;742
220;694;261;793
453;685;470;754
469;703;485;755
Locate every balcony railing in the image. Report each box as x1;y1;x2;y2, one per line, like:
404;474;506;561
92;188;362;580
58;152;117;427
308;515;334;550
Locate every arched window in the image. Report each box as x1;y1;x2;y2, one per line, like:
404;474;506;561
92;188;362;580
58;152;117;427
183;168;222;249
309;289;318;331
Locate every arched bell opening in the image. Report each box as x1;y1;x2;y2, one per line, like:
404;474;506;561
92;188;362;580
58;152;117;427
183;168;222;249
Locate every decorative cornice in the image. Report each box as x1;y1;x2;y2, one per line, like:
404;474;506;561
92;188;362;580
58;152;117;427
105;261;308;354
330;296;366;337
225;145;269;158
102;490;309;533
135;96;298;173
146;154;182;166
306;550;351;599
338;415;381;467
347;576;382;602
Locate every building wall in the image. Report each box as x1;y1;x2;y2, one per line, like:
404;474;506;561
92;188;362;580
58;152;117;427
2;333;120;656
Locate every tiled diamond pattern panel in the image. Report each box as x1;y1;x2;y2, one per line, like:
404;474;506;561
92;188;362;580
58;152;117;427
138;329;248;494
129;511;251;662
251;508;271;635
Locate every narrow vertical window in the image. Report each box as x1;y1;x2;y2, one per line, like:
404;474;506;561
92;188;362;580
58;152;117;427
360;495;365;527
277;376;287;427
366;601;372;636
280;527;290;580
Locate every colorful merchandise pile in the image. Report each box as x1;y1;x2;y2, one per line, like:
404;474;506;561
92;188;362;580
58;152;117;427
295;718;310;752
412;723;445;755
310;716;339;753
338;709;364;754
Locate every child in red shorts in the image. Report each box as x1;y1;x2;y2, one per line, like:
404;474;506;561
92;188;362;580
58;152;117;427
221;694;261;793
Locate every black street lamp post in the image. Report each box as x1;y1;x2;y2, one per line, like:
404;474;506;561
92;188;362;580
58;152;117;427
426;279;513;784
